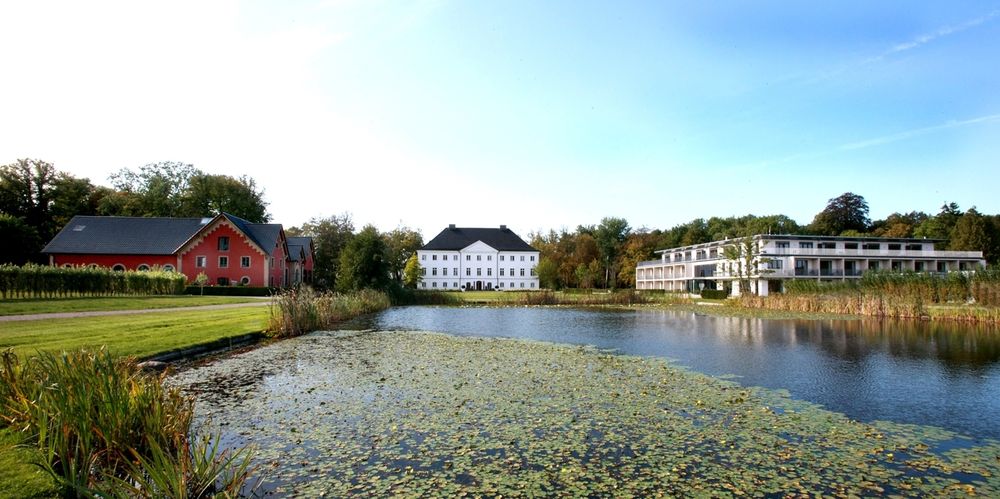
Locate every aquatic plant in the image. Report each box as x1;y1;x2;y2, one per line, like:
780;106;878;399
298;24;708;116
0;348;257;497
266;286;391;337
172;331;1000;496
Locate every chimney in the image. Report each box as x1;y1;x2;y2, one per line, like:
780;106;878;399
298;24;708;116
448;224;456;230
500;224;507;230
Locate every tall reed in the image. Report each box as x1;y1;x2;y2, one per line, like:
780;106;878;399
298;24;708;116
0;349;256;497
267;286;392;338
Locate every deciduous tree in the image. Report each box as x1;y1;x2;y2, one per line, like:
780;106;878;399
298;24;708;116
291;213;354;290
403;254;423;288
336;225;390;292
383;226;423;284
809;192;870;236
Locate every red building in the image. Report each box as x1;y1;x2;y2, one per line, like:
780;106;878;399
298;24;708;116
43;213;312;288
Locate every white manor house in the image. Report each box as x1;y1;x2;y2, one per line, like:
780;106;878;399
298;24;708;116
417;225;540;291
635;234;986;296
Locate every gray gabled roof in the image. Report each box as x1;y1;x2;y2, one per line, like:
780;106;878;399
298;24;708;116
287;237;313;262
43;213;285;257
42;216;209;255
422;226;536;252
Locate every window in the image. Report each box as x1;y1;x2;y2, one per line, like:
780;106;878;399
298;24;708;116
442;282;448;288
137;264;150;271
520;268;525;277
240;276;251;285
421;254;426;260
421;282;426;288
530;268;536;276
520;282;525;288
510;268;514;276
218;236;230;251
466;268;471;276
217;277;230;286
477;255;481;261
162;265;175;272
432;282;437;288
487;255;492;261
241;256;251;268
937;262;947;272
487;268;492;276
219;256;229;268
775;242;790;249
906;244;923;251
453;282;458;288
466;255;471;261
530;255;535;262
421;268;426;276
442;268;448;276
500;255;505;261
520;255;525;261
863;243;880;250
888;244;901;250
818;242;836;249
767;260;783;270
531;282;536;288
845;243;858;250
432;268;437;276
799;242;813;249
196;256;207;268
500;268;505;276
477;268;482;276
500;282;505;288
915;262;925;272
112;264;125;272
432;254;437;261
453;268;458;275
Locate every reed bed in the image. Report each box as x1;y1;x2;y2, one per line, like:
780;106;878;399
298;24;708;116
519;290;655;306
0;264;187;299
0;348;256;497
266;287;392;338
744;269;1000;323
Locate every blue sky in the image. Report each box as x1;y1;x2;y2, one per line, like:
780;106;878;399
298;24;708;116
1;1;998;239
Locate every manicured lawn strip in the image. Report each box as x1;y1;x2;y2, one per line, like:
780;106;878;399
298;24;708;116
0;308;269;359
0;429;58;499
0;295;263;317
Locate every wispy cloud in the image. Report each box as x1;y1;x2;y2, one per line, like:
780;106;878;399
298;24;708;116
840;113;1000;150
866;9;1000;63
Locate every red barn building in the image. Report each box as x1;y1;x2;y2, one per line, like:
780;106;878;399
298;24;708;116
43;213;312;288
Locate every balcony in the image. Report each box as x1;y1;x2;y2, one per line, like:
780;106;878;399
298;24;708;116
795;269;819;277
763;248;982;259
820;269;844;277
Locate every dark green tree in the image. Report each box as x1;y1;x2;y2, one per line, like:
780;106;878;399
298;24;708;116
180;173;269;222
383;226;423;284
0;214;41;264
808;192;870;235
949;208;991;257
289;213;354;290
104;161;198;216
914;202;962;247
336;225;390;292
595;217;631;289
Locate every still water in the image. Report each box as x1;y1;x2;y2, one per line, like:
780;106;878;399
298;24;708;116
345;307;1000;441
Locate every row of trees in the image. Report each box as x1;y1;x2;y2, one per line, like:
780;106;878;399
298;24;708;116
530;193;1000;290
0;159;269;265
286;215;424;293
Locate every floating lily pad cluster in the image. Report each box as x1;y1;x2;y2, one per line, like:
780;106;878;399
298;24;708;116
169;331;1000;496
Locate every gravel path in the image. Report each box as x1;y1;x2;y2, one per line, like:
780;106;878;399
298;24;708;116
0;301;270;322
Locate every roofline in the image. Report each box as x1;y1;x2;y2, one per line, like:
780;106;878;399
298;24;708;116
653;234;944;254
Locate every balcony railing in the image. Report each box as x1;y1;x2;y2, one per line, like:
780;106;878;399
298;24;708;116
762;248;982;259
795;269;819;276
820;269;844;277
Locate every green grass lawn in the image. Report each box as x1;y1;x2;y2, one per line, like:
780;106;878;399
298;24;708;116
0;429;59;498
0;307;269;359
0;295;264;316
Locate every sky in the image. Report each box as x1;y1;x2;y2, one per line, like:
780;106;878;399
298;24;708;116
1;1;998;240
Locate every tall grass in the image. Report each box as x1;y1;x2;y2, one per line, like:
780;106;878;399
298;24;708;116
266;286;392;338
0;264;187;299
745;269;1000;322
0;348;256;497
520;290;653;306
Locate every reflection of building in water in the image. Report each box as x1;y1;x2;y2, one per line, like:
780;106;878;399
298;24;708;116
636;234;986;296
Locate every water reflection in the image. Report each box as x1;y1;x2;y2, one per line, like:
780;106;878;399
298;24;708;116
347;307;1000;440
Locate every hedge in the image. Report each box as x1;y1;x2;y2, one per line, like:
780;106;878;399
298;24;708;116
0;264;187;299
700;289;729;300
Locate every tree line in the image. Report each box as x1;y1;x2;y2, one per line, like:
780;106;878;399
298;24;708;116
531;193;1000;290
0;159;268;265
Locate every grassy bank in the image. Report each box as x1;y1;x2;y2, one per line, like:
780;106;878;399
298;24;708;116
266;287;393;337
0;295;263;316
0;307;268;359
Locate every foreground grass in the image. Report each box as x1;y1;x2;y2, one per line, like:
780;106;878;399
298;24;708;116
0;307;268;359
0;295;263;317
0;429;58;499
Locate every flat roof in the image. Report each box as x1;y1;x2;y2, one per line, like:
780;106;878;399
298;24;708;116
653;234;943;254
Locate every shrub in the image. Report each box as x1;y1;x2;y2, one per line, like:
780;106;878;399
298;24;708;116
184;285;277;297
0;349;257;496
699;289;729;300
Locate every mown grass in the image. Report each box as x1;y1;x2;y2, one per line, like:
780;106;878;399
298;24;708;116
0;428;58;498
0;307;268;359
0;295;263;317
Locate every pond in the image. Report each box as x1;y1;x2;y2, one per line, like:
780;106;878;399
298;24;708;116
169;307;1000;495
346;307;1000;441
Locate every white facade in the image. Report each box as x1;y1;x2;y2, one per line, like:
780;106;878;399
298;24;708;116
635;235;986;296
417;242;540;291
